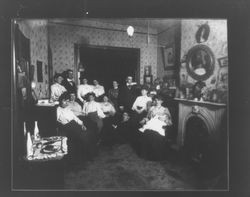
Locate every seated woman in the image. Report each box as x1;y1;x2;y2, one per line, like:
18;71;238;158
99;95;117;146
50;73;67;102
67;92;82;116
139;95;172;161
113;111;133;144
100;95;116;116
56;92;93;163
82;92;106;135
92;79;105;101
131;86;152;125
77;78;94;105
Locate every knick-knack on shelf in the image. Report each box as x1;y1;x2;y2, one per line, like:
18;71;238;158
26;132;33;158
34;121;40;141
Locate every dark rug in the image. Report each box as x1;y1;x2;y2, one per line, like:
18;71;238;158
64;144;226;190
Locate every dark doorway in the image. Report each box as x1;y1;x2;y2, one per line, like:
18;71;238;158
79;45;140;90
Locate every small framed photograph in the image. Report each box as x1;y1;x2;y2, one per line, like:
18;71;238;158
144;75;153;84
218;56;228;67
144;65;152;75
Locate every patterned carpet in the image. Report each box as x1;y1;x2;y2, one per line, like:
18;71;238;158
64;144;226;190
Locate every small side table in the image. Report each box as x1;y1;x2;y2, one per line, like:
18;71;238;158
20;136;68;189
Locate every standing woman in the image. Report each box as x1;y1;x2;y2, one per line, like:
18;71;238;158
50;73;67;102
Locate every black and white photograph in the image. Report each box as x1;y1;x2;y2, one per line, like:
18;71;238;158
11;17;229;191
1;0;250;196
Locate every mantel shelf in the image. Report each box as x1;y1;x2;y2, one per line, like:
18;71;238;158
174;98;227;107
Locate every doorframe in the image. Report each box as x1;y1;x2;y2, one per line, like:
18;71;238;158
74;44;140;85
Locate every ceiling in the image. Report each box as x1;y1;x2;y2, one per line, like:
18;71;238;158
95;18;180;32
49;18;180;34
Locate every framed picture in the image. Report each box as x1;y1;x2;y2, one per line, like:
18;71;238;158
195;23;210;43
144;65;152;75
161;44;175;70
37;60;43;82
218;56;228;67
144;75;153;84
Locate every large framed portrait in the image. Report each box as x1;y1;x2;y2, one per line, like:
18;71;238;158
161;44;175;70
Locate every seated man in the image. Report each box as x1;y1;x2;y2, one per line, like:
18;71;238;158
57;92;94;163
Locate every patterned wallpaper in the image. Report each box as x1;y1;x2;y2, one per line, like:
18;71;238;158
17;20;49;99
48;20;158;84
180;19;228;87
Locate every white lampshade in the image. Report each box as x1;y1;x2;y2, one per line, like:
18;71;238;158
31;81;36;89
127;26;134;37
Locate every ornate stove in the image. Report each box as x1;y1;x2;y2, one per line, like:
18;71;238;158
175;98;227;148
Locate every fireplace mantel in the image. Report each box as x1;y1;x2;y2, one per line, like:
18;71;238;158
175;98;227;148
174;98;227;107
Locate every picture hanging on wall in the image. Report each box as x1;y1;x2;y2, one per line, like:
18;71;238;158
195;23;210;43
37;60;43;82
144;65;152;75
218;56;228;67
161;44;175;70
29;64;35;81
45;64;48;74
144;65;153;84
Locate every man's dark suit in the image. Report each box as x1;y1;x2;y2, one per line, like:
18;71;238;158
118;84;137;113
62;79;77;94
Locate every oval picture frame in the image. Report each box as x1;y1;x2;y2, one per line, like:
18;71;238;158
186;44;215;81
195;23;210;43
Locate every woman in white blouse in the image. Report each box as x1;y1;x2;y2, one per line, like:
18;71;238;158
82;92;105;133
92;79;105;101
50;73;67;102
99;95;117;146
100;95;116;117
77;78;94;104
57;92;92;162
132;86;152;114
66;93;82;117
131;86;152;124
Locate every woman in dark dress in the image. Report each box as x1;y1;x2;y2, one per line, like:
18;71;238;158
139;95;172;161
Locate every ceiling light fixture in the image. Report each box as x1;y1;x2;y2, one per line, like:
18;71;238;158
127;26;134;37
